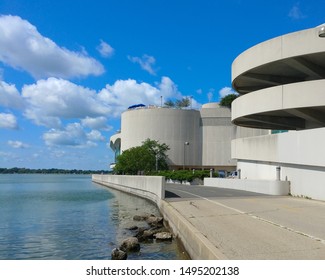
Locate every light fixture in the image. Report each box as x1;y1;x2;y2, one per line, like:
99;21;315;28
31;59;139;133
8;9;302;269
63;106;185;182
318;25;325;38
183;141;190;170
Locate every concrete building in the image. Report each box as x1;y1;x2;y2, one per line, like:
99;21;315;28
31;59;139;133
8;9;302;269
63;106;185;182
231;25;325;200
110;103;264;172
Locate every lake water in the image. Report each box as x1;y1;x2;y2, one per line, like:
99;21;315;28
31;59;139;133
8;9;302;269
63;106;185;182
0;174;187;260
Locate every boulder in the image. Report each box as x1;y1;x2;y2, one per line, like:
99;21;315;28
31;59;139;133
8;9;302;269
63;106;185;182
154;232;173;241
146;215;164;227
119;237;140;252
133;214;148;221
111;248;127;260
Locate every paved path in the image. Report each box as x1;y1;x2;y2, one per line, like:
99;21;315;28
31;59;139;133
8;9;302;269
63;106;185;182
165;184;325;259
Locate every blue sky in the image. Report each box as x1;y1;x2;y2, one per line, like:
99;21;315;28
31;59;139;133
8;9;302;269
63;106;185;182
0;0;324;170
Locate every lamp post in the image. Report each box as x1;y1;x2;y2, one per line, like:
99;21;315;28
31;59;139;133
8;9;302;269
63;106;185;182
183;141;189;170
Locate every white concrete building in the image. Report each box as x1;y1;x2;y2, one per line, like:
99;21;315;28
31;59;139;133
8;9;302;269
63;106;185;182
230;25;325;200
110;103;265;172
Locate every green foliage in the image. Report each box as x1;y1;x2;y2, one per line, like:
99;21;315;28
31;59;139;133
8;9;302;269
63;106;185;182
164;97;191;108
150;170;218;182
114;139;170;175
164;99;175;107
175;97;191;108
219;93;238;108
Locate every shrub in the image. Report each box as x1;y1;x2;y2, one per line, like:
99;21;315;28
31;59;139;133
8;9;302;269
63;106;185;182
150;169;218;182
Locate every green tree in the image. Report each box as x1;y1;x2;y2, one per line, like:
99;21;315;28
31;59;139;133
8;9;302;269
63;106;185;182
142;138;170;171
164;97;191;108
220;93;238;108
175;97;190;108
164;99;175;107
114;139;170;175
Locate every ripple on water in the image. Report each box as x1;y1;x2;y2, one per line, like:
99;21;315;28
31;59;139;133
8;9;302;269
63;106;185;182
0;174;188;260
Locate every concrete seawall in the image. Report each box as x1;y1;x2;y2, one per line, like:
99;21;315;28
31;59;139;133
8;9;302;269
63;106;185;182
92;174;165;205
91;174;224;260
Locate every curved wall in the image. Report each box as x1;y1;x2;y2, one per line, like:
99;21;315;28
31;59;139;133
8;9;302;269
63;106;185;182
200;105;236;167
121;108;202;167
231;25;325;200
232;26;325;130
110;104;267;170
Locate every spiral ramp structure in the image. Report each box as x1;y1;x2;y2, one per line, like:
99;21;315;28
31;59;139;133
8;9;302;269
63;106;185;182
232;26;325;130
231;25;325;200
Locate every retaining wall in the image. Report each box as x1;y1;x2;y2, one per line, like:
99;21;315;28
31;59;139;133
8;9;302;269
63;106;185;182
92;174;225;259
204;178;290;196
92;174;165;205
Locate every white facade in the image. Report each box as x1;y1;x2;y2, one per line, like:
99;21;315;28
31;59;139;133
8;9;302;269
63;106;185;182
231;25;325;200
110;103;265;171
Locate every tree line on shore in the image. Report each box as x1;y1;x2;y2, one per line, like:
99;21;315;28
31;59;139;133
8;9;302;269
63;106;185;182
0;167;111;174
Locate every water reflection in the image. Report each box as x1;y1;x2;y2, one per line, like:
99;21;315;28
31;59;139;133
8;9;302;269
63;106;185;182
106;187;188;260
0;175;188;260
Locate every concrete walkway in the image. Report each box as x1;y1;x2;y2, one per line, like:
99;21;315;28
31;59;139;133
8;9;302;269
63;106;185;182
164;184;325;260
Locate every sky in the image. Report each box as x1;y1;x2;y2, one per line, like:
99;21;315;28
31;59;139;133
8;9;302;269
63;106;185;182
0;0;324;170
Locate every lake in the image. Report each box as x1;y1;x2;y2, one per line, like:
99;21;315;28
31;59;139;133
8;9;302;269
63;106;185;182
0;174;187;260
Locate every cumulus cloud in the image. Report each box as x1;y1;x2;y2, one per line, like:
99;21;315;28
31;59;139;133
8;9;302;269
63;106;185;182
0;80;24;109
7;140;29;149
81;116;111;130
22;77;110;127
86;130;106;142
97;40;114;58
19;76;183;128
0;113;18;129
219;87;237;98
43;123;103;147
128;54;157;75
0;15;104;79
97;76;181;116
26;76;194;129
2;75;197;148
288;3;306;20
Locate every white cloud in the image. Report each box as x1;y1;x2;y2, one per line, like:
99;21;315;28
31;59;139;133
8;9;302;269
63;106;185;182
0;15;104;79
97;40;114;58
87;130;105;142
43;123;89;147
158;76;181;98
128;54;157;75
97;76;182;116
22;77;110;127
0;80;24;109
288;3;306;20
219;87;237;98
0;113;18;129
7;140;29;149
81;116;111;130
13;75;196;136
43;123;105;148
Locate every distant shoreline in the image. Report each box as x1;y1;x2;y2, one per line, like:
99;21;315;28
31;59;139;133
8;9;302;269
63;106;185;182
0;167;111;175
